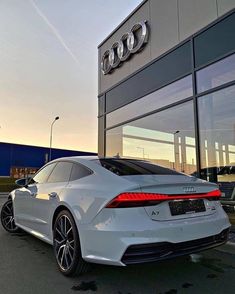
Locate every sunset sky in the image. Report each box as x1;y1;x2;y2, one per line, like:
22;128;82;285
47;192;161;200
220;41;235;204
0;0;142;152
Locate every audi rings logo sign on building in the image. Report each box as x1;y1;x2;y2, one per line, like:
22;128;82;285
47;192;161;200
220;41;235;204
101;21;149;75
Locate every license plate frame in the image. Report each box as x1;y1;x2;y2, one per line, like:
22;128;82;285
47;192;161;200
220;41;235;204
169;199;206;216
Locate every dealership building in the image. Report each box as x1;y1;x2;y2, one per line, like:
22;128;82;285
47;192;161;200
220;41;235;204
98;1;235;198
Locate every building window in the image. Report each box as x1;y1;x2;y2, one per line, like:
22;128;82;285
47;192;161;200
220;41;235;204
106;75;193;128
106;101;196;175
198;85;235;198
196;53;235;93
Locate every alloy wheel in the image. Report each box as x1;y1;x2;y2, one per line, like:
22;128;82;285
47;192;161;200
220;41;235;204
1;199;19;232
54;215;75;271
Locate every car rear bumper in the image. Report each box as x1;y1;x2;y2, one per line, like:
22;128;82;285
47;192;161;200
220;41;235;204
79;207;231;266
121;228;229;265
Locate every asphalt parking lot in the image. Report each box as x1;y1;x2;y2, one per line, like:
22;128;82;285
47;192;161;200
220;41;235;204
1;196;235;294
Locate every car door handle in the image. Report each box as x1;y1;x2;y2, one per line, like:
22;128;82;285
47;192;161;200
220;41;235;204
48;192;57;198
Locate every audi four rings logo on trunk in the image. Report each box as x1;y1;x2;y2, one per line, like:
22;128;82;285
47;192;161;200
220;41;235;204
183;187;197;193
101;20;149;75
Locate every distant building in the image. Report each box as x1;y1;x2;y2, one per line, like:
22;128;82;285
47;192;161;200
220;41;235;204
0;142;97;177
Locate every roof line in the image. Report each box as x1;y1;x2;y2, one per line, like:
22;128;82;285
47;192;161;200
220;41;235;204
97;0;148;48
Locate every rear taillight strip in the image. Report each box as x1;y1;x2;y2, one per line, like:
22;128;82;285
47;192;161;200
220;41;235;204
106;189;221;208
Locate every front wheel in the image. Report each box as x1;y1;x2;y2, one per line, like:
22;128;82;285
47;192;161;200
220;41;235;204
53;210;89;276
1;199;21;233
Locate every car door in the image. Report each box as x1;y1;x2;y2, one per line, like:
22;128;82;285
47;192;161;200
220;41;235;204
30;161;73;239
14;162;57;230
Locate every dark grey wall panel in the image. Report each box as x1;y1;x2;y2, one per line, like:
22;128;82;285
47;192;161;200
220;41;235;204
98;116;105;156
194;12;235;68
106;41;191;113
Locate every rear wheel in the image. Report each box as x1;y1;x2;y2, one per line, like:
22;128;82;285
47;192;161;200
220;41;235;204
53;210;89;276
1;199;21;233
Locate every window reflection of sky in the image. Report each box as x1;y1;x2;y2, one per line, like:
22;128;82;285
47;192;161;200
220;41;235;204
197;53;235;93
106;102;197;174
107;75;193;128
123;126;173;142
199;85;235;169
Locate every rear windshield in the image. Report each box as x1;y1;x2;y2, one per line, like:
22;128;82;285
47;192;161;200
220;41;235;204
93;158;181;176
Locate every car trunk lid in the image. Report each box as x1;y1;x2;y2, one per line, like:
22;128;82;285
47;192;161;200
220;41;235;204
122;175;219;221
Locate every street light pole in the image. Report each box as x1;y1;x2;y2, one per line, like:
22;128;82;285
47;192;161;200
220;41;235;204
49;116;59;162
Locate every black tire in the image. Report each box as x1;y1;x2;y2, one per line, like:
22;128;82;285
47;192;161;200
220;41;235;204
53;210;90;276
1;199;21;233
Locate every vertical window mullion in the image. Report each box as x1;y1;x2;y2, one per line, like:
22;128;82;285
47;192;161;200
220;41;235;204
191;38;201;178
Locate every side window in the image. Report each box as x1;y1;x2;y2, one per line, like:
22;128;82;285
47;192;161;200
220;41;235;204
31;163;57;184
47;161;73;183
69;163;92;181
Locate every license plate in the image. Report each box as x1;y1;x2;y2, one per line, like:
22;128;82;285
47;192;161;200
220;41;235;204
169;199;206;216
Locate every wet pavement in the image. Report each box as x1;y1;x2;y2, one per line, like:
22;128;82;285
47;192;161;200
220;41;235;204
1;197;235;294
228;231;235;243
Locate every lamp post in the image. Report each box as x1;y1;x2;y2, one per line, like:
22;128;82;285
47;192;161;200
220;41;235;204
49;116;59;161
173;130;180;136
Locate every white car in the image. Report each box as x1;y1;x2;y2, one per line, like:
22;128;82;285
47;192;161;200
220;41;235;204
1;157;230;276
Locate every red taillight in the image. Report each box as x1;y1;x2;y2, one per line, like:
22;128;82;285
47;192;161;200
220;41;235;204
105;189;221;208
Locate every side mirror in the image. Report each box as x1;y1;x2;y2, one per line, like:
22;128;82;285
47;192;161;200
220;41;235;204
15;178;28;187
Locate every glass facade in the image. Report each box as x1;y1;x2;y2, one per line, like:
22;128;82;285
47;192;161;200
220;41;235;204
107;75;193;128
198;85;235;199
196;53;235;93
100;12;235;211
106;101;196;174
105;52;235;200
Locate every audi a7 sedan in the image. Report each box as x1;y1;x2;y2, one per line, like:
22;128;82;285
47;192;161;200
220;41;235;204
1;156;231;276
